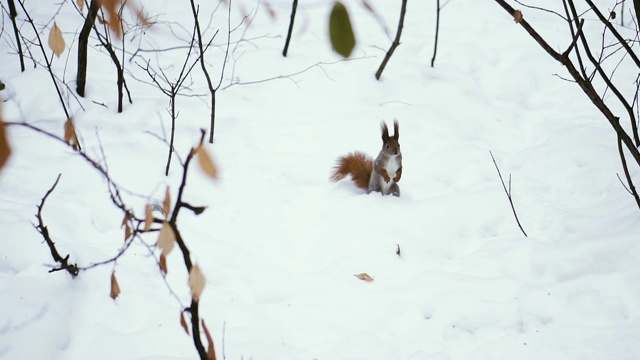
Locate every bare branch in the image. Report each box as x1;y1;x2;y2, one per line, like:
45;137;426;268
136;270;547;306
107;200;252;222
188;0;219;144
375;0;407;80
168;128;209;360
34;173;80;276
565;0;640;146
430;0;441;68
16;0;75;146
562;18;584;57
584;0;640;69
282;0;298;57
617;136;640;209
7;0;25;71
490;151;528;237
492;0;640;167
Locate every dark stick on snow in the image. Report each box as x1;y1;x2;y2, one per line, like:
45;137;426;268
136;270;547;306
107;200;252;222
490;152;528;237
282;0;298;57
617;135;640;209
188;1;218;143
7;0;25;72
375;0;408;80
430;0;440;67
166;92;177;176
77;0;99;96
35;173;80;276
93;25;126;112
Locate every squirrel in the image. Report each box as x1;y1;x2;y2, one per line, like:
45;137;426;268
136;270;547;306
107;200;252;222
330;120;402;197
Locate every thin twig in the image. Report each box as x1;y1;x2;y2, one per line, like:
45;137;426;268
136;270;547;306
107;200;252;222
375;0;407;80
584;0;640;68
34;173;80;276
188;1;218;144
431;0;440;67
7;0;25;71
223;57;369;90
490;151;528;237
617;135;640;209
562;18;584;56
16;0;76;148
92;7;128;112
282;0;298;57
514;0;567;20
566;0;640;146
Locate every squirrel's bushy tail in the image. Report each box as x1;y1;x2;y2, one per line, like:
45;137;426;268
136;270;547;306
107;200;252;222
330;151;373;190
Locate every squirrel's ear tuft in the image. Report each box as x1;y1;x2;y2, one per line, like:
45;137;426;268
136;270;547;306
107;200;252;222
393;120;399;139
381;121;389;141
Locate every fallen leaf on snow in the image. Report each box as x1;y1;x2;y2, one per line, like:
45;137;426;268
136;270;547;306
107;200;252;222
355;273;374;282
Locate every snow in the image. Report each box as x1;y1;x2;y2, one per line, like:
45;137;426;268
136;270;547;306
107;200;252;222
2;0;640;359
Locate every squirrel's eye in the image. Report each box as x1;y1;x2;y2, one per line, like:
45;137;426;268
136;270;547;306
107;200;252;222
386;145;390;149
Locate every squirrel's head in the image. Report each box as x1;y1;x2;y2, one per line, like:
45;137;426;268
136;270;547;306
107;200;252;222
381;120;400;156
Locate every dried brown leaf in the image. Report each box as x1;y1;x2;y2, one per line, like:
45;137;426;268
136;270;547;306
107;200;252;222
197;146;218;180
110;272;121;300
124;223;131;241
201;319;217;360
121;212;130;228
100;0;123;37
144;204;153;231
189;265;205;302
163;186;171;218
180;311;190;335
159;252;168;274
131;4;151;29
262;1;276;20
96;0;149;36
355;273;374;282
0;104;11;172
157;221;175;256
513;10;523;24
121;213;131;240
48;22;65;57
77;0;84;11
64;118;78;150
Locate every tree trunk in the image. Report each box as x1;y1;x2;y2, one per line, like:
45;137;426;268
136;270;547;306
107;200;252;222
76;0;100;97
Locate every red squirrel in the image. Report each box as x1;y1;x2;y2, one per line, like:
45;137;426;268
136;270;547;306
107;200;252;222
330;120;402;196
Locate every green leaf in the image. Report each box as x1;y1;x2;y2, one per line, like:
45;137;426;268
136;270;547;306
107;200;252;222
329;2;356;58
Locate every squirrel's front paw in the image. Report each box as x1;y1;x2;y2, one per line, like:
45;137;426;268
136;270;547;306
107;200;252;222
394;167;402;183
379;169;391;183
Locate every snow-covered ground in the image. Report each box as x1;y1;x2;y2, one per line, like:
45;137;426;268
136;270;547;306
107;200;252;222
2;1;640;359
